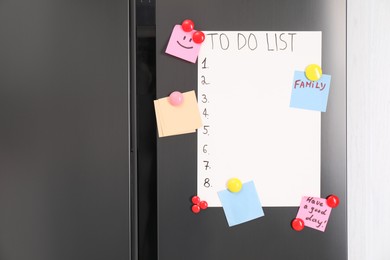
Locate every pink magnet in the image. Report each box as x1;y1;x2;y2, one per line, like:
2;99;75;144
168;91;184;106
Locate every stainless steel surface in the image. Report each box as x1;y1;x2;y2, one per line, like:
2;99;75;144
156;0;346;259
0;1;130;259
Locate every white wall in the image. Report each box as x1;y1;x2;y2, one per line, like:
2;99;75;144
348;0;390;259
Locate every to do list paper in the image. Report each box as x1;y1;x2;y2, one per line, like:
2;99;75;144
197;31;322;207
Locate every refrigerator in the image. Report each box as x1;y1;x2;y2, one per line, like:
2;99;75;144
0;0;347;259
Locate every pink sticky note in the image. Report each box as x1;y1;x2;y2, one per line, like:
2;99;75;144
165;25;202;63
296;196;332;232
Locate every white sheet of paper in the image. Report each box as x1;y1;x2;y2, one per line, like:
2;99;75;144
197;31;321;207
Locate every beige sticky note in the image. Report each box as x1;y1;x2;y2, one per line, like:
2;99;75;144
154;100;164;137
154;90;202;137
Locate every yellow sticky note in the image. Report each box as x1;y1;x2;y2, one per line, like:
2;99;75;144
154;90;202;137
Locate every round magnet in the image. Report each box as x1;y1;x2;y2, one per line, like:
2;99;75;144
326;195;340;208
305;64;322;81
168;91;184;106
191;196;200;205
193;31;205;44
192;204;201;214
199;201;208;210
291;218;305;232
227;178;243;193
181;19;194;32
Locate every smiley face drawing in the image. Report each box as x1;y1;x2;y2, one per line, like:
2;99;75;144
166;20;205;63
176;34;194;50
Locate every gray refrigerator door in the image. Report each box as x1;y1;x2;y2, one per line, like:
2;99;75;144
0;1;130;260
156;1;347;260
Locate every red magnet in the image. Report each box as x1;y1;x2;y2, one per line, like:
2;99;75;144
199;200;208;210
181;19;194;32
193;31;205;44
326;195;340;208
192;204;201;214
191;195;201;205
291;218;305;232
191;195;208;213
168;91;184;106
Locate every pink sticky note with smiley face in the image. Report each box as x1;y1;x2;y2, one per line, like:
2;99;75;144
165;25;203;63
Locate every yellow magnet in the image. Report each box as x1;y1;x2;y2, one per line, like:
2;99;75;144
305;64;322;81
227;178;243;193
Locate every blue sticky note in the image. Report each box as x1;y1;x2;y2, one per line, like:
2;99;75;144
290;71;331;112
218;181;264;227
